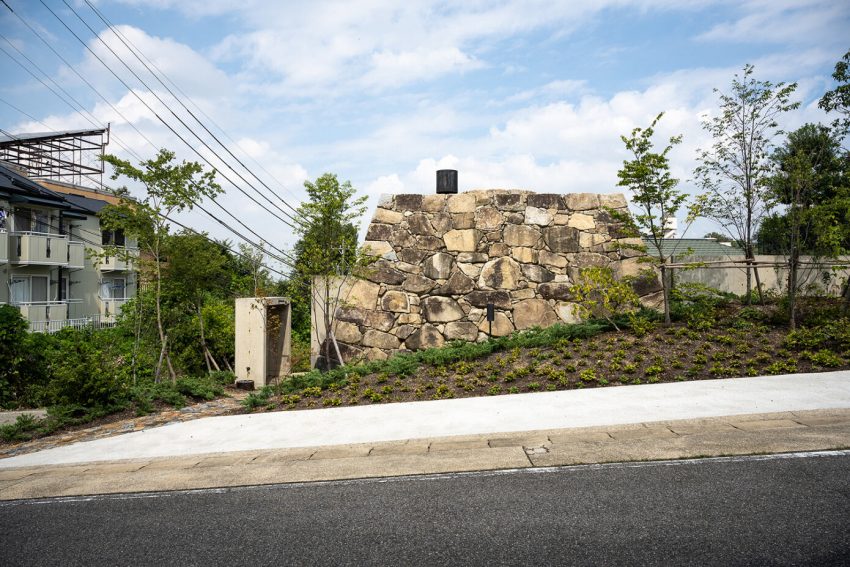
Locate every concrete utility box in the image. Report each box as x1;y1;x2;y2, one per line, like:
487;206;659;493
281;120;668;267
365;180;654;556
235;297;292;388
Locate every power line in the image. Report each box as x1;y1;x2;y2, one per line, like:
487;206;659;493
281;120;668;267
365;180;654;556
2;0;159;154
83;0;305;223
51;0;303;233
0;35;143;162
37;0;298;263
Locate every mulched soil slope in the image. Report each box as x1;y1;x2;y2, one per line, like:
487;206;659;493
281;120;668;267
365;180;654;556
251;322;849;412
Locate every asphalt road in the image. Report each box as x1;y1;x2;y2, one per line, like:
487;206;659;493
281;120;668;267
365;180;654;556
2;452;849;566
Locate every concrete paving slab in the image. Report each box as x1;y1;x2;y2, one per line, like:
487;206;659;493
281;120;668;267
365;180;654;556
3;371;849;469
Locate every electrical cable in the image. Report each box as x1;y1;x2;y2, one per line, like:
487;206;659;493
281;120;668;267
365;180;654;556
0;36;144;163
84;0;305;222
1;0;159;154
50;0;303;233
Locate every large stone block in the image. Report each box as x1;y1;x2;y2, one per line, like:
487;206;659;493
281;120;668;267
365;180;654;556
522;264;555;283
402;274;436;294
346;279;381;309
444;321;479;341
477;311;514;336
494;193;525;211
395;194;423;210
333;320;362;344
407;213;434;235
452;212;475;229
373;208;403;224
335;306;395;331
362;329;401;349
389;228;416;248
417;235;445;250
423;252;454;280
362;240;394;258
422;296;465;322
543;226;581;253
599;193;628;209
479;256;522;290
405;324;445;350
447;193;476;213
567;213;596;230
475;206;503;230
465;290;512;309
537;282;575;301
556;303;582;323
430;213;453;235
366;223;393;241
504;224;541;247
398;248;428;264
524;206;553;226
457;262;482;278
513;298;559;330
421;194;447;212
564;193;600;211
443;229;479;252
435;271;475;296
510;247;536;263
539;250;567;268
527;193;562;209
569;252;611;268
365;261;406;285
381;290;410;312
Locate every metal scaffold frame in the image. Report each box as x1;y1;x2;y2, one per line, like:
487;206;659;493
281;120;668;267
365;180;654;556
0;126;109;188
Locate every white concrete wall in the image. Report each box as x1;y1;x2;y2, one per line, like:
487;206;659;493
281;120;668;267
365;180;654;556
672;255;850;296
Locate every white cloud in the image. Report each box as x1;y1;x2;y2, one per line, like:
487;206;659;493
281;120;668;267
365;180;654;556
697;0;850;45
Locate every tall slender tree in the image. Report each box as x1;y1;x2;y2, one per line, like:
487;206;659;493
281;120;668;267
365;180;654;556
100;150;222;382
617;112;690;325
694;65;798;303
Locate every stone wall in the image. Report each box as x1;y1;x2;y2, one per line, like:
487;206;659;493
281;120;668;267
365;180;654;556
312;190;659;365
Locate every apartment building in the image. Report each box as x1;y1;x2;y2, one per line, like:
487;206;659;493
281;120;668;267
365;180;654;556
0;162;137;331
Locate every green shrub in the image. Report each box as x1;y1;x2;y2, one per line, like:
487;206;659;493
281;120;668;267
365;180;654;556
208;370;236;385
175;377;224;400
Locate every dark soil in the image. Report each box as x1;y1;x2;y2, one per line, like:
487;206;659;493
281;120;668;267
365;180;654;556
247;322;850;412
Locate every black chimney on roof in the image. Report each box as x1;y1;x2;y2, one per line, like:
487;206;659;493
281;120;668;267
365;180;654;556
436;169;458;194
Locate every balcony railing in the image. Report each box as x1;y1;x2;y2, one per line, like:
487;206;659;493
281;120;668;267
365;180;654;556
16;301;69;324
68;241;85;269
97;247;138;272
99;297;128;320
29;315;116;334
9;232;69;266
0;231;7;264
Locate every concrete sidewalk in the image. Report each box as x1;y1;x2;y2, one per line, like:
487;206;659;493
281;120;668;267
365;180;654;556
1;409;849;500
1;372;849;500
2;371;849;469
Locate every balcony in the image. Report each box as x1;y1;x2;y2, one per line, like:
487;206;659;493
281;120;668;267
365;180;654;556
98;247;137;272
0;231;7;264
67;241;85;269
99;297;128;321
17;301;69;325
9;232;69;266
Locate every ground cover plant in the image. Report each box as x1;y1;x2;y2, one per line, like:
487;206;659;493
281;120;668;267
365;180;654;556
240;291;850;413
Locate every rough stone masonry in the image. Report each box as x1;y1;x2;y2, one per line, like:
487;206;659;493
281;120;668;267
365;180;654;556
316;190;661;364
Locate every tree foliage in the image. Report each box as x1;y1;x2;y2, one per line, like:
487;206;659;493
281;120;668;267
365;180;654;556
292;173;369;368
819;49;850;137
101;149;222;381
617;112;691;324
694;64;799;301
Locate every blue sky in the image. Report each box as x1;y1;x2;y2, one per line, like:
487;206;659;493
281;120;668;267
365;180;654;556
1;0;848;272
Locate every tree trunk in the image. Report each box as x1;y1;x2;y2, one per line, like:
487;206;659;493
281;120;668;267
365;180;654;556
661;264;671;326
153;239;176;383
196;302;214;373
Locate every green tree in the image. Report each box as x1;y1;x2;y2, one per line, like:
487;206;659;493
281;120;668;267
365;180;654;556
617;112;692;325
164;231;230;372
761;123;850;325
694;64;799;303
100;149;222;382
819;49;850;137
292;173;368;368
